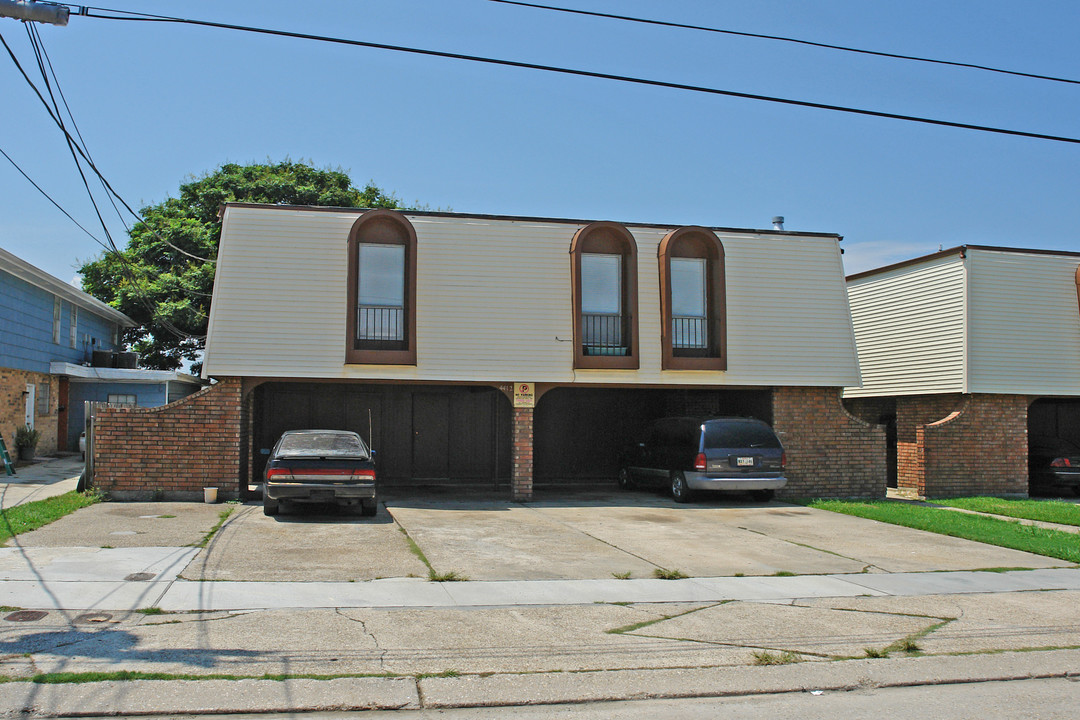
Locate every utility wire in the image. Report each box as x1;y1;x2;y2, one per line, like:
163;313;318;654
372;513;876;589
74;5;1080;145
1;29;208;339
26;22;120;255
489;0;1080;86
30;21;130;234
0;145;105;247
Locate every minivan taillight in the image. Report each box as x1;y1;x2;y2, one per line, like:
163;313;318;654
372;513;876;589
694;453;707;471
780;451;786;469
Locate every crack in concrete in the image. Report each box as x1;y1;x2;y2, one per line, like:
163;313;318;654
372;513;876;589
336;608;387;671
737;525;888;572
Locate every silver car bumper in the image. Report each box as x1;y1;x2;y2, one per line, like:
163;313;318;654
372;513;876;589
266;482;376;502
684;472;787;492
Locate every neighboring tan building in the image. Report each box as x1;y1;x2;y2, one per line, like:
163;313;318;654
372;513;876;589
92;205;885;500
1;246;201;457
844;245;1080;498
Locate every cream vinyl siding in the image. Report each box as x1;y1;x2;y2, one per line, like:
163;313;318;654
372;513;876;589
845;253;967;397
203;207;859;386
967;249;1080;395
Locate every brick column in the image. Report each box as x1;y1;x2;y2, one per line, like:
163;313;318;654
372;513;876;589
512;406;534;501
896;394;962;496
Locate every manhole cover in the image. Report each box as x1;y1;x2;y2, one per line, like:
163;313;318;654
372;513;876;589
5;610;48;622
124;572;156;581
74;613;113;624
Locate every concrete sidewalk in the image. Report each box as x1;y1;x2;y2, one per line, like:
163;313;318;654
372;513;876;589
2;542;1079;610
0;455;83;509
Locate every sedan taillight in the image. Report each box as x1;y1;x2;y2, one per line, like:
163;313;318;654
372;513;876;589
266;468;292;479
694;453;707;471
352;469;376;481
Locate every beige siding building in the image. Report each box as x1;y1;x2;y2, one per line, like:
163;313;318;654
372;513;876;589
194;204;884;501
845;246;1080;498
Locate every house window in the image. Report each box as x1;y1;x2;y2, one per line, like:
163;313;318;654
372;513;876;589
36;382;50;415
69;306;78;348
346;209;417;365
52;297;62;344
659;227;726;370
570;222;639;369
107;393;137;406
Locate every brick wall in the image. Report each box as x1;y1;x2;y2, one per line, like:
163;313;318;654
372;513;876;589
0;367;59;456
512;406;534;501
772;387;886;499
916;394;1028;498
92;377;243;500
896;394;963;496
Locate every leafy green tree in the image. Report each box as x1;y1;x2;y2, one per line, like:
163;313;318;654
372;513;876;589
80;161;402;373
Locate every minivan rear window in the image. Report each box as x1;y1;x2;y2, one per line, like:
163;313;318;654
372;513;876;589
704;421;781;449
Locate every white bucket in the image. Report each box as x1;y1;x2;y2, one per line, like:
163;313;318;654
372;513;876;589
203;487;218;504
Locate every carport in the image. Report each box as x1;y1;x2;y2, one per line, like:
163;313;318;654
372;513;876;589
251;382;512;497
533;387;773;487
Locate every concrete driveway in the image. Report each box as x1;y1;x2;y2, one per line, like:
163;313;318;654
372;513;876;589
386;490;1067;581
9;489;1069;582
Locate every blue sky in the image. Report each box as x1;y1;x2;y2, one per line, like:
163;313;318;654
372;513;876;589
1;0;1077;285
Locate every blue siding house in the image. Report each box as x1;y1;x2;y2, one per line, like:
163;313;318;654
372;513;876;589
1;247;203;456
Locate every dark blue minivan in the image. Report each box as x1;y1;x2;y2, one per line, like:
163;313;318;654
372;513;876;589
620;417;786;502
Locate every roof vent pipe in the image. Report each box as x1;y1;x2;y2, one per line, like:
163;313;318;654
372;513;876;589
772;216;785;231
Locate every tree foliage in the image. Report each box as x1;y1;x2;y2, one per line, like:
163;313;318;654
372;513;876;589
80;161;402;372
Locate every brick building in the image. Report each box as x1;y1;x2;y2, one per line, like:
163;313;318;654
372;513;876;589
93;206;885;501
844;245;1080;498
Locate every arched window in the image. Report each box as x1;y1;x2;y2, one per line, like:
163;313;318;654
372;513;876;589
659;227;726;370
346;209;417;365
570;222;638;369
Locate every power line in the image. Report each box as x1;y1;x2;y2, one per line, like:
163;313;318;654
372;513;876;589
0;144;105;247
489;0;1080;86
1;29;208;340
73;5;1080;145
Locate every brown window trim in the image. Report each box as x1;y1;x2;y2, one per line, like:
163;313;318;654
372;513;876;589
345;209;418;365
570;222;639;369
658;226;726;371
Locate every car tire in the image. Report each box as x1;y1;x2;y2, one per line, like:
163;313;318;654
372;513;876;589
751;489;775;502
263;494;279;516
361;499;377;517
76;470;87;493
618;468;634;490
671;472;691;503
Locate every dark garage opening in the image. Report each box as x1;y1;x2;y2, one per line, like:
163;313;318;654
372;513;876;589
534;387;772;487
1028;398;1080;494
252;382;512;493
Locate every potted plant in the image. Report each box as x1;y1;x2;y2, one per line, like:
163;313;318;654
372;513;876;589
15;425;40;462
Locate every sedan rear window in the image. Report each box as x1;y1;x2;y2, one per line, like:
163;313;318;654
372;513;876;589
704;421;780;449
277;432;369;458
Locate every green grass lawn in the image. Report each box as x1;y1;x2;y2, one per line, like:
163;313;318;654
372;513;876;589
807;499;1080;564
929;497;1080;527
0;491;102;543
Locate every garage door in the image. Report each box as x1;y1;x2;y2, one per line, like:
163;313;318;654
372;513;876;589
534;387;772;486
253;383;511;488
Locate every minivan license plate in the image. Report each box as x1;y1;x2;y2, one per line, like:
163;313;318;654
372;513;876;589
736;457;754;467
